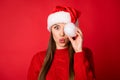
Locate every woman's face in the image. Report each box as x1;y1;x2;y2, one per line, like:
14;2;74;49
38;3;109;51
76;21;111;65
51;23;69;49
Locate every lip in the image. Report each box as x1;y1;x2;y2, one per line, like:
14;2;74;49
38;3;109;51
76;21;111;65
59;38;65;43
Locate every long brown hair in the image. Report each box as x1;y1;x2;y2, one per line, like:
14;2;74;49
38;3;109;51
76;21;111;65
38;32;75;80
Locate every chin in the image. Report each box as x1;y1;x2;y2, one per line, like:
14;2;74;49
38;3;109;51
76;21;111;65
59;43;68;47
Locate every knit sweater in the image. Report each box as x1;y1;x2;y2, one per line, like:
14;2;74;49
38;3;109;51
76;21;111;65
27;48;94;80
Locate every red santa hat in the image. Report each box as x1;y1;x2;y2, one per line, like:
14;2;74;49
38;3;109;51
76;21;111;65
47;6;80;32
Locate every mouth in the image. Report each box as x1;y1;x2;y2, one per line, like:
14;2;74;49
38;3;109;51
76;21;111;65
59;38;65;43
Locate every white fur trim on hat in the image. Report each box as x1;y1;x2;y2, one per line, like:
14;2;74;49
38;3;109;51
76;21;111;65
47;11;71;31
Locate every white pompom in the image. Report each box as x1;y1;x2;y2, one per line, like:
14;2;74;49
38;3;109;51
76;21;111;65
64;23;77;37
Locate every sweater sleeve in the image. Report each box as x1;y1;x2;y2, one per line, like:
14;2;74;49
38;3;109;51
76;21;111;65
27;52;44;80
74;52;95;80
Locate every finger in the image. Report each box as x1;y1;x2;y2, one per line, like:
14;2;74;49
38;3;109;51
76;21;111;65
76;27;83;37
76;27;83;36
68;36;74;43
76;31;83;38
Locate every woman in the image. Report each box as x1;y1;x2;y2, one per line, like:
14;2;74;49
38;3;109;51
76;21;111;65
27;6;95;80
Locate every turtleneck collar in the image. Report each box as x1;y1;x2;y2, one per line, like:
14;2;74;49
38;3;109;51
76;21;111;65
55;47;69;54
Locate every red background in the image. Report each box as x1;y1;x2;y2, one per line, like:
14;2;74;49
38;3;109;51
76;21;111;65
0;0;120;80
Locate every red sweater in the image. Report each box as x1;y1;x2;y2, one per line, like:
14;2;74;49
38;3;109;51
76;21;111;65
27;48;94;80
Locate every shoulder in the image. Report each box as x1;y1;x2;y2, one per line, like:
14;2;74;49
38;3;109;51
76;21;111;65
27;50;47;79
83;47;96;78
82;47;94;63
31;50;47;64
34;50;47;58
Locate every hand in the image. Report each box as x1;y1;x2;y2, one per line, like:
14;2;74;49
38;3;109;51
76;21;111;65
67;27;83;53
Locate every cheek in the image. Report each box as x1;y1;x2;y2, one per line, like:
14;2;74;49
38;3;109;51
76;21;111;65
66;38;69;43
52;32;59;42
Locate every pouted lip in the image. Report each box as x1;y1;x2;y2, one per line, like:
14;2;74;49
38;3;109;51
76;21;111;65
59;38;65;43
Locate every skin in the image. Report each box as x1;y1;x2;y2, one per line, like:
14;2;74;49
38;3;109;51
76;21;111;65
51;23;83;52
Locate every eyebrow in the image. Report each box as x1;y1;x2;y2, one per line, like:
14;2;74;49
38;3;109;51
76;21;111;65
52;24;59;27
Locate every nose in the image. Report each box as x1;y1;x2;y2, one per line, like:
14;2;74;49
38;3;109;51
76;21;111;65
60;29;65;36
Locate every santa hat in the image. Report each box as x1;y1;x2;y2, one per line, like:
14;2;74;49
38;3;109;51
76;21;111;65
47;6;80;36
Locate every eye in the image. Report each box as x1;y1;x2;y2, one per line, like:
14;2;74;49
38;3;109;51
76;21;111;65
54;25;60;30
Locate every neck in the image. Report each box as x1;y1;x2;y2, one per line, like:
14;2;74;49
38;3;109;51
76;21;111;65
56;46;68;50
